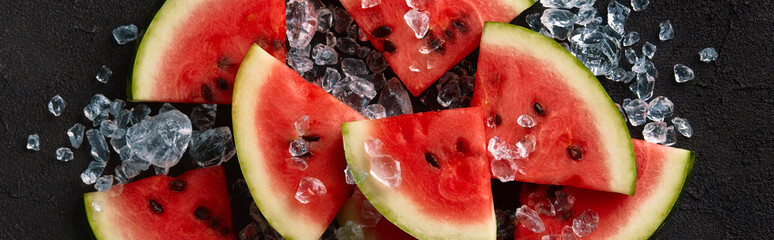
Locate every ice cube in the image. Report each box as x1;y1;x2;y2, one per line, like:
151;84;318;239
516;134;537;158
96;65;112;84
575;6;597;26
516;205;545;233
289;55;314;74
605;67;635;83
86;129;110;162
362;104;387;119
541;9;577;40
406;0;429;9
607;1;631;35
312;44;338;66
110;136;127;154
112;24;138;45
332;78;371;112
362;0;380;8
341;58;369;77
642;41;656;59
664;125;677;146
366;51;388;73
404;9;430;39
286;0;318;49
189;104;217;130
631;56;658;78
491;159;517;182
320;67;340;92
517;115;536;128
94;175;114;192
562;225;578;240
436;72;462;108
364;137;384;157
624;48;637;64
488;136;518;161
370;72;387;91
623;98;648;126
286;157;309;171
540;0;575;9
673;64;695;83
629;72;655;101
333;6;354;33
699;47;718;63
126;109;192;169
345;165;369;184
295;115;310;136
535;199;556;216
109;99;125;117
54;147;73;162
325;31;337;47
67;123;85;148
554;190;575;212
572;209;599;236
188;127;236;167
117;157;151;180
622;32;639;47
370;155;401;188
574;0;595;7
356;46;371;58
130;104;151;125
26;134;40;151
659;20;674;41
289;137;310;157
569;27;620;76
526;13;543;31
335;221;364;240
81;160;107;185
671;117;692;137
378;77;413;117
295;177;327;204
47;95;66;117
643;121;668;144
631;0;649;11
359;200;382;227
348;76;377;100
317;8;333;33
647;96;674;122
99;120;125;139
116;109;131;129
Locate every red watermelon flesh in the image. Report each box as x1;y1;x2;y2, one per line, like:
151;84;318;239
340;0;535;96
471;22;636;195
84;166;234;240
232;45;366;240
515;140;695;239
131;0;286;104
337;188;417;240
342;107;496;239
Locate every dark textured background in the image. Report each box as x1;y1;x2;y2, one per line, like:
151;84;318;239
1;0;773;239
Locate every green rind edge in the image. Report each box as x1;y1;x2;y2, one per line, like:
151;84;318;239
649;150;696;239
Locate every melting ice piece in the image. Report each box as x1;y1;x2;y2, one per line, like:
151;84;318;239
112;24;138;45
623;98;648;126
188;127;236;167
632;57;658;78
624;48;637;64
116;109;131;129
629;72;655;101
286;157;309;171
572;209;599;237
623;31;639;47
337;37;359;55
68;123;85;148
491;159;517;182
96;65;112;84
345;165;369;184
366;51;388;73
535;198;556;216
605;67;635;83
95;175;114;192
48;95;65;116
631;0;649;11
607;0;631;35
554;190;576;212
364;137;384;157
295;115;310;136
295;177;327;204
540;9;577;40
87;129;110;162
312;43;339;66
348;76;377;100
488;136;517;160
404;9;429;39
541;0;575;9
317;8;333;33
647;96;674;122
568;26;620;76
190;104;217;130
109;99;125;117
56;147;74;162
671;117;692;137
517;115;536;128
100;120;126;139
643;121;668;144
659;20;674;41
286;0;318;49
370;155;401;188
562;225;578;240
362;104;387;119
130;104;151;125
516;134;537;158
342;58;369;77
27;134;40;151
516;205;545;233
81;160;107;185
436;72;462;108
125;109;192;169
335;220;364;240
526;13;543;31
642;41;656;59
575;6;597;26
664;125;677;146
378;77;413;117
673;64;695;83
289;137;310;157
362;0;380;8
320;67;340;92
699;47;718;63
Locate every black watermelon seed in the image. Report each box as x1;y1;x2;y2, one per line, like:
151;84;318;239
302;135;321;142
148;199;163;214
371;26;392;38
217;57;231;69
456;138;470;154
533;102;545;115
168;179;186;192
218;227;231;236
424;152;440;168
201;85;214;102
443;29;455;42
216;77;228;90
489;114;503;127
451;19;469;33
382;40;396;53
429;38;444;54
567;145;583;160
194;206;211;220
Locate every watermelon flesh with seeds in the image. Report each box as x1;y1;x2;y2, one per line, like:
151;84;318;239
342;107;495;239
232;45;366;240
340;0;535;96
471;22;637;195
515;140;695;239
337;188;417;240
131;0;286;104
84;166;234;239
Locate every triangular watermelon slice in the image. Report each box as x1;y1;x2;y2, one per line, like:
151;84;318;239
342;107;495;239
340;0;535;96
232;45;366;240
515;140;695;239
471;22;637;195
84;166;234;239
131;0;286;104
337;188;417;240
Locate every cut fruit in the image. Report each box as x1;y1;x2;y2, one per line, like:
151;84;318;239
131;0;286;104
232;45;366;240
471;22;636;195
515;140;695;239
342;107;495;239
84;166;234;240
337;188;417;240
340;0;535;96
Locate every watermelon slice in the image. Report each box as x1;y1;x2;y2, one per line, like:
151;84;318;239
131;0;286;104
232;45;366;240
84;166;234;239
342;107;495;239
515;140;695;239
471;22;637;195
340;0;535;96
337;188;416;240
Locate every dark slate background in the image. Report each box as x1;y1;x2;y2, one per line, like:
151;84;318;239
1;0;772;239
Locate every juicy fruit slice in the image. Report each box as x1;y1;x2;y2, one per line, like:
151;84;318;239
84;166;234;239
471;22;636;195
232;45;365;240
342;107;495;239
340;0;535;96
515;140;695;239
337;189;416;240
131;0;286;104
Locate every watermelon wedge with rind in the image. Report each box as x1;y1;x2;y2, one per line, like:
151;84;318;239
342;107;495;239
84;166;234;240
132;0;285;104
472;22;636;195
337;189;416;240
340;0;535;96
232;45;365;240
515;140;695;239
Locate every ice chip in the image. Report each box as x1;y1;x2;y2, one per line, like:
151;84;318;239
516;134;537;158
96;65;112;84
109;99;125;117
333;6;354;33
362;0;380;8
526;13;543;31
569;26;620;75
540;9;577;40
624;48;637;64
341;58;369;77
116;109;131;129
632;57;658;78
95;175;114;192
366;51;388;73
488;136;518;161
188;127;236;167
48;95;65;116
289;137;310;157
540;0;575;9
491;159;517;182
406;0;429;9
112;24;138;45
55;147;74;162
356;46;371;58
126;109;192;169
370;155;401;188
335;221;364;240
404;9;430;39
286;157;309;171
607;1;631;35
436;72;462;108
642;41;656;59
574;0;595;7
541;235;561;240
286;0;318;49
605;67;635;83
631;0;649;11
81;160;107;185
699;47;718;63
362;104;387;119
378;77;413;117
364;137;384;157
535;198;556;216
86;129;110;162
659;20;674;41
189;104;217;130
27;134;40;151
671;117;692;138
629;72;655;101
575;6;597;26
623;98;648;126
337;37;360;55
321;67;340;92
295;177;327;204
623;32;639;47
317;8;333;32
100;120;126;139
562;225;578;240
572;209;599;236
516;205;545;233
130;104;151;125
345;165;369;184
68;123;85;148
295;115;310;136
664;125;677;146
673;64;695;83
312;43;338;66
643;121;668;144
348;76;377;100
554;190;576;212
647;96;674;122
517;115;536;128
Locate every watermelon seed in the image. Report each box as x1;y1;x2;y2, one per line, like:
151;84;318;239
201;85;214;102
456;138;470;154
216;77;228;90
567;145;583;160
451;19;469;34
194;206;211;220
168;179;186;192
302;135;321;142
424;152;440;168
443;29;455;42
371;26;392;38
381;40;396;53
486;114;502;128
533;102;545;115
217;57;232;69
218;227;231;236
148;199;163;214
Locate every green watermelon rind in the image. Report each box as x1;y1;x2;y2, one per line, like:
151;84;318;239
499;0;536;16
644;149;695;240
342;121;497;240
84;192;119;239
481;21;637;195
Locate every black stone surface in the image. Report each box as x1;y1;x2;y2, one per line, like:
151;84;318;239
1;0;773;239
